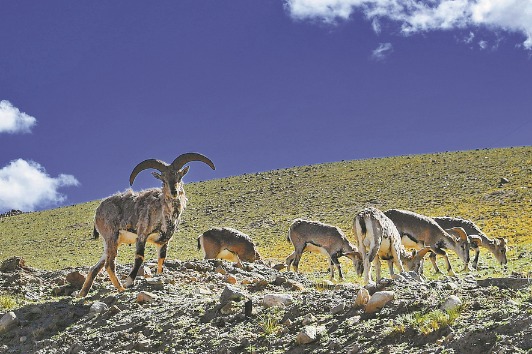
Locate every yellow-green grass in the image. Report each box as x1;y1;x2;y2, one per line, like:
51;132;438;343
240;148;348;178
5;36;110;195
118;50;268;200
1;147;530;282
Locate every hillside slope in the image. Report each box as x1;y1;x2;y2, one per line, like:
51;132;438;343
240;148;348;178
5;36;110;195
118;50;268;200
0;147;531;277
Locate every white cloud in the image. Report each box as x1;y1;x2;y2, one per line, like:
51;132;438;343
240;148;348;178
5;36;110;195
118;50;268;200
285;0;532;49
0;159;80;212
372;42;393;60
0;100;37;134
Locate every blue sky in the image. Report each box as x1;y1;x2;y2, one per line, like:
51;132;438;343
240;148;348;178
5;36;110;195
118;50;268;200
1;0;531;212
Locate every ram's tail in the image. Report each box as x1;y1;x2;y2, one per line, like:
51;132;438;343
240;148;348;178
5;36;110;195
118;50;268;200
92;226;99;239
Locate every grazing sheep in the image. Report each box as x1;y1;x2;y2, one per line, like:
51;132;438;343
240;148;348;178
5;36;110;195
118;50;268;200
79;153;215;297
285;219;362;280
434;216;508;269
198;227;261;266
384;209;470;276
354;207;431;284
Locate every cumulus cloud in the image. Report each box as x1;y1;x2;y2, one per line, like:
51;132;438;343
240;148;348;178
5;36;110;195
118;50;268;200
372;42;393;60
0;100;37;134
0;159;80;212
285;0;532;49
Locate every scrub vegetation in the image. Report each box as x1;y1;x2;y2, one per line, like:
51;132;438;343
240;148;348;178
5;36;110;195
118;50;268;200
1;146;530;278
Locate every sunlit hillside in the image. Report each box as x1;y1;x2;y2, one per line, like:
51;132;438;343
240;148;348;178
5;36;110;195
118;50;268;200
1;146;530;280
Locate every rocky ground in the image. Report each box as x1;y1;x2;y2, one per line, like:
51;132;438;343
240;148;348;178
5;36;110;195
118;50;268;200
0;256;531;354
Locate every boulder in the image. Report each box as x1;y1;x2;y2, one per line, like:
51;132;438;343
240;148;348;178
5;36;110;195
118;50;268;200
65;271;86;289
137;291;159;304
89;301;109;317
365;291;394;313
354;288;370;307
263;294;293;308
302;313;317;325
0;312;19;334
440;295;462;312
295;325;326;345
220;285;246;304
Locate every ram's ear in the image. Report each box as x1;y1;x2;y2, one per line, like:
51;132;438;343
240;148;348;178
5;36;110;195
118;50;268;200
152;171;163;180
179;166;190;178
496;237;507;246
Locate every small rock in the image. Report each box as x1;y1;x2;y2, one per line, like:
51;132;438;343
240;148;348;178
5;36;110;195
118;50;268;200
302;313;317;325
273;276;287;285
108;305;121;316
365;291;394;313
444;282;459;290
0;312;19;334
88;302;109;317
225;274;237;284
354;288;370;307
146;277;164;289
331;303;345;315
287;280;306;291
272;263;286;271
440;295;462;312
215;265;227;275
403;271;424;282
196;288;213;295
65;271;86;289
220;285;246;304
295;325;326;345
220;302;239;315
137;266;153;278
137;291;158;304
263;293;293;308
391;273;405;282
0;257;27;272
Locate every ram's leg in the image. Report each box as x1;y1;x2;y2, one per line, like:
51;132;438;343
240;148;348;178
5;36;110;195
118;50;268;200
441;251;456;276
387;259;395;276
472;247;480;270
291;247;305;273
374;257;382;283
331;255;342;280
285;251;296;272
125;236;147;288
391;246;405;274
157;243;168;274
429;251;443;274
79;253;105;297
363;256;372;284
105;239;125;292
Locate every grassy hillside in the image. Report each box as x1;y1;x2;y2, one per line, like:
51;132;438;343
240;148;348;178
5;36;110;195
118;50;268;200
1;147;531;280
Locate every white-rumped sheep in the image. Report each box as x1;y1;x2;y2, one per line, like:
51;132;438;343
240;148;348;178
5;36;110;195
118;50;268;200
285;218;362;280
384;209;470;276
354;207;431;284
197;227;261;266
79;153;215;297
434;216;508;269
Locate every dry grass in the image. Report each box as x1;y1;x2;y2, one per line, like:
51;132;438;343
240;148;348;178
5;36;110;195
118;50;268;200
1;146;530;281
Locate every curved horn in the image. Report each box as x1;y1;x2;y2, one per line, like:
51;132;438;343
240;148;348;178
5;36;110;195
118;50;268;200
453;227;469;241
416;247;432;258
470;235;483;246
170;152;215;171
129;159;169;186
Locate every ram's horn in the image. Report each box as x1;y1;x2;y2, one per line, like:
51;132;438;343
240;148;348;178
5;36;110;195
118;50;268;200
129;159;169;186
170;152;215;171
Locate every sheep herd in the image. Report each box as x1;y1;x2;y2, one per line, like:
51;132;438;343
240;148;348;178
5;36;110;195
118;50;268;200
79;153;508;297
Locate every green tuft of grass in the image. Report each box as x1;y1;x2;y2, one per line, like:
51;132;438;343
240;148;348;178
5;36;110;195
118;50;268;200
0;293;22;310
257;307;284;336
393;307;462;335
